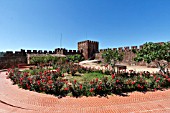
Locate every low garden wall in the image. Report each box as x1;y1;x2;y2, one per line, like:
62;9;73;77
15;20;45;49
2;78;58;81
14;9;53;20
0;56;27;69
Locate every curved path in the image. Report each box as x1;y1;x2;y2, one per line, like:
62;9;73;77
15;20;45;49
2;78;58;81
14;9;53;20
0;71;170;113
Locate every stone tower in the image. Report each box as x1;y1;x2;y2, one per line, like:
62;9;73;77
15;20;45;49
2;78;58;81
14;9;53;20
78;40;99;60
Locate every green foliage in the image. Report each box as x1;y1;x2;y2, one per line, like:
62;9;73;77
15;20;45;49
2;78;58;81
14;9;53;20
66;54;84;63
102;49;124;72
82;72;108;82
102;49;123;64
132;49;137;54
135;42;170;63
30;55;66;65
134;42;170;72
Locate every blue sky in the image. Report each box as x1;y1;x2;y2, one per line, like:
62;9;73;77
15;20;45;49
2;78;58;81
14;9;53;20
0;0;170;52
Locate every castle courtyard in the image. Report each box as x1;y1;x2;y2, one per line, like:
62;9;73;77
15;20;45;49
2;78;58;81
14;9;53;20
0;63;170;113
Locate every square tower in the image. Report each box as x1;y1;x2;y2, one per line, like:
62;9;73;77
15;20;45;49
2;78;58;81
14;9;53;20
78;40;99;60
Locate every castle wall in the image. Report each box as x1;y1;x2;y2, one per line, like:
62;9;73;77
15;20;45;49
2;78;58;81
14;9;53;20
0;51;27;69
0;40;170;69
0;48;81;67
0;49;57;69
95;44;170;68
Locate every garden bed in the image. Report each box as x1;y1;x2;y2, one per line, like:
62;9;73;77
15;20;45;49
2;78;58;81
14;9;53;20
6;63;170;98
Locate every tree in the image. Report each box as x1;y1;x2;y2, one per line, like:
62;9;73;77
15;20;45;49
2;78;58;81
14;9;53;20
102;49;124;73
66;54;84;63
133;42;170;73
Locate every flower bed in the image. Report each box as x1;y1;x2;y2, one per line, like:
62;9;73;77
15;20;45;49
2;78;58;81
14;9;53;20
6;65;170;98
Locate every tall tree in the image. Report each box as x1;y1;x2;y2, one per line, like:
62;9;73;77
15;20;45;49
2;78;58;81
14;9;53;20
102;49;123;73
133;42;170;73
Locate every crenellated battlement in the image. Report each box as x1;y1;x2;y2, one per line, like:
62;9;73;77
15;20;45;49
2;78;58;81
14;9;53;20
99;45;146;52
1;40;170;69
4;49;57;57
65;50;80;55
2;41;169;58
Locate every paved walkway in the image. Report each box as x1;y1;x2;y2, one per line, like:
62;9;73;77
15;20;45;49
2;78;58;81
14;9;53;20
0;71;170;113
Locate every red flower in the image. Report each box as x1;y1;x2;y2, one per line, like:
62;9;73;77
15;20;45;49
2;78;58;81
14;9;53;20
18;72;21;75
65;81;68;84
132;81;135;85
26;84;30;89
40;75;43;79
28;77;31;81
49;85;52;89
48;80;53;85
157;77;160;80
116;80;119;83
137;84;141;88
56;68;60;72
112;74;115;79
74;80;77;84
165;75;169;79
98;86;102;90
96;78;98;82
62;74;64;77
44;71;47;75
39;72;42;75
24;72;27;77
20;77;23;81
47;76;51;80
90;88;94;92
7;68;11;73
90;81;94;84
167;78;170;82
79;84;82;90
156;80;159;82
64;87;68;91
37;80;41;85
42;79;45;83
105;64;108;68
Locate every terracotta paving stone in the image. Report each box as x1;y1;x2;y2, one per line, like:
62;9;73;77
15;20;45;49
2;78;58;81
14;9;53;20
0;71;170;113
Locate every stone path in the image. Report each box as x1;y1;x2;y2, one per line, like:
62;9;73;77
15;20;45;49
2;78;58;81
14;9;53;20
0;71;170;113
79;61;161;73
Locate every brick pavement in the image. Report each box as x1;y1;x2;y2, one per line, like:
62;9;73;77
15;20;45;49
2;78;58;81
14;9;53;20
0;71;170;113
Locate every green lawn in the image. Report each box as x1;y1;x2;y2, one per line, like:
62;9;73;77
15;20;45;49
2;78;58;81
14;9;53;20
65;72;111;84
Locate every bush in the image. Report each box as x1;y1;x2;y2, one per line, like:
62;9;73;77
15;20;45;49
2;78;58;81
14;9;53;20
30;55;66;66
6;65;170;98
66;54;84;63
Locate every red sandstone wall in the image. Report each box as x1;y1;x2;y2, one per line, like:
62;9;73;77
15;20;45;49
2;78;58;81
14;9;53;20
95;45;169;68
0;56;27;69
